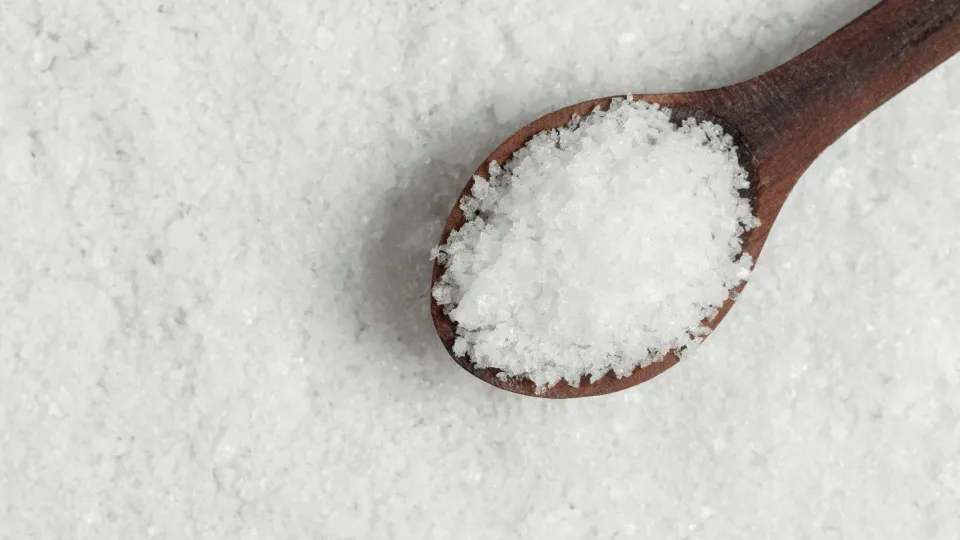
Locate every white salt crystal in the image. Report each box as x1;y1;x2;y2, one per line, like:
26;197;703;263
433;97;757;389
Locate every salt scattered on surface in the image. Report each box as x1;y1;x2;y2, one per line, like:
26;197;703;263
1;0;959;538
434;98;757;388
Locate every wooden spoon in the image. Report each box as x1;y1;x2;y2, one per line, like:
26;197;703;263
430;0;960;399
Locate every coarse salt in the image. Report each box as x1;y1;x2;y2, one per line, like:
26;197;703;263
433;97;758;390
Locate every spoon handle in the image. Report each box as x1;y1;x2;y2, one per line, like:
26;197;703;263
714;0;958;227
766;0;957;152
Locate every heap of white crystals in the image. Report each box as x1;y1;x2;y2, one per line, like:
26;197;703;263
433;98;758;388
4;0;960;537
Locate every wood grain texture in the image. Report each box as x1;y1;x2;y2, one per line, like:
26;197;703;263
431;0;960;399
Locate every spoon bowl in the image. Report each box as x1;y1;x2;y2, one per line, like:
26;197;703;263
430;95;763;399
431;0;959;398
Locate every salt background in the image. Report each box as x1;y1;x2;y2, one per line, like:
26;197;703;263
0;0;958;537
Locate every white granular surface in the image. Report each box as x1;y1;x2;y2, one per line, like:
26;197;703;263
434;98;757;388
1;0;959;538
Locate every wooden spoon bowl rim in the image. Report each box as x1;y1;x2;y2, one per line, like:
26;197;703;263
429;93;765;399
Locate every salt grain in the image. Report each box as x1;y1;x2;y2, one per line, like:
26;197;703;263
434;97;758;389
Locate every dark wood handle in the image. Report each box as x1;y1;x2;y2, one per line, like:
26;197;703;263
719;0;959;177
700;0;959;237
755;0;958;162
